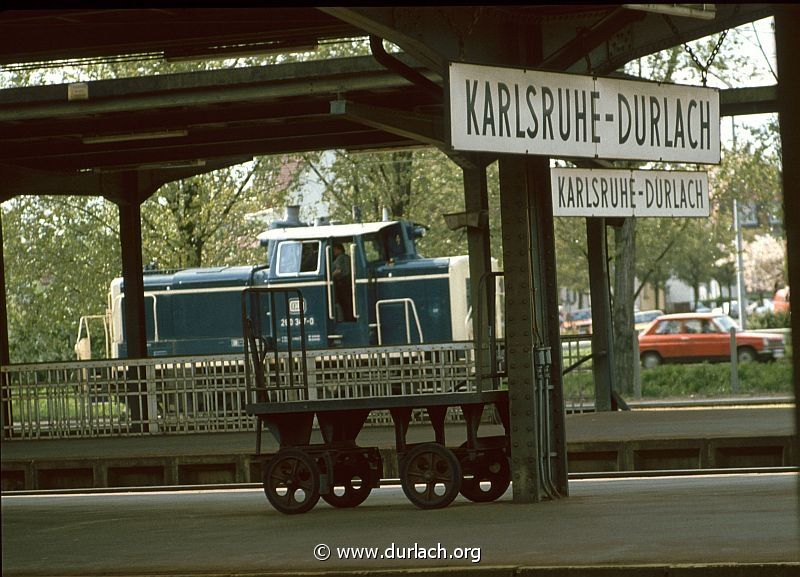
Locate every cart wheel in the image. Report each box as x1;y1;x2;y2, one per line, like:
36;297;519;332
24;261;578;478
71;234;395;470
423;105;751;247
459;449;511;502
263;449;320;514
400;443;462;509
321;454;372;508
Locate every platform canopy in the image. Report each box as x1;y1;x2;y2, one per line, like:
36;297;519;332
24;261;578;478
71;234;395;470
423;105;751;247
0;5;774;204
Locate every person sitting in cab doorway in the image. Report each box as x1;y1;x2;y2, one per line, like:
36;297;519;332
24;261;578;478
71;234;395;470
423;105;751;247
332;242;355;321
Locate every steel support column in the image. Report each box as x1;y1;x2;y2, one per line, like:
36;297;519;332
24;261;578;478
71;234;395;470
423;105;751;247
115;177;149;431
499;155;540;501
117;196;147;359
774;7;800;478
586;218;614;412
460;157;493;385
533;160;569;497
0;211;7;367
0;211;10;438
498;155;566;501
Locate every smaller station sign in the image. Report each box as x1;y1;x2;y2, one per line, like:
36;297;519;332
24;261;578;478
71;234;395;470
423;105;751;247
551;168;710;217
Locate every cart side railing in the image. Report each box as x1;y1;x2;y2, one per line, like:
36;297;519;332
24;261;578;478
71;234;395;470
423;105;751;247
245;342;507;403
242;287;310;403
242;286;508;405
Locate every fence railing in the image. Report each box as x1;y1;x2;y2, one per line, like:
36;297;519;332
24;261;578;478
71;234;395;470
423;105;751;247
1;355;252;439
560;334;593;373
2;341;517;440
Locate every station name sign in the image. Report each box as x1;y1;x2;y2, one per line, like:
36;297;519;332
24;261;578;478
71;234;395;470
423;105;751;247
449;62;720;163
551;168;710;217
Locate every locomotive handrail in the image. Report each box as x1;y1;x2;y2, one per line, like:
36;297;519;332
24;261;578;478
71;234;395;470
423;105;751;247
84;293;158;360
109;293;124;350
149;294;159;343
350;248;359;320
375;298;424;345
475;271;506;392
325;244;335;320
74;314;111;360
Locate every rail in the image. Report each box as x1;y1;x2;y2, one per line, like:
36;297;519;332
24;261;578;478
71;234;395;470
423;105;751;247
1;355;251;439
3;331;595;441
560;334;593;373
2;341;509;440
374;298;424;345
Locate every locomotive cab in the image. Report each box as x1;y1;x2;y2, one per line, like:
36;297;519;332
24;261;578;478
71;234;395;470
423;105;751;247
258;220;426;349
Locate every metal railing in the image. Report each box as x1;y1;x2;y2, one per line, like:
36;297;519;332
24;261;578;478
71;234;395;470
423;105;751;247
2;335;606;440
1;355;251;439
374;298;424;345
560;334;593;373
249;342;490;403
2;341;509;440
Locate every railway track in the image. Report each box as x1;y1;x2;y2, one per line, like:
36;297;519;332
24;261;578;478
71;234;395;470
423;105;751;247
6;466;797;497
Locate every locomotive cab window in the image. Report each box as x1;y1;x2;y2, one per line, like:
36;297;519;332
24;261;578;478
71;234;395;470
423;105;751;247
276;241;320;276
363;234;384;264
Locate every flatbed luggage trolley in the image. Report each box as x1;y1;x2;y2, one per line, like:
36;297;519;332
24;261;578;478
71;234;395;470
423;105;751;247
242;286;511;514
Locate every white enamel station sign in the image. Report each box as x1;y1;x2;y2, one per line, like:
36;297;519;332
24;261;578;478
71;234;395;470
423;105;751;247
449;62;720;164
551;168;710;217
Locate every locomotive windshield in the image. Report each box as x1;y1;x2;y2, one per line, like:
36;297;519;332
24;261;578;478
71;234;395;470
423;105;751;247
276;240;320;276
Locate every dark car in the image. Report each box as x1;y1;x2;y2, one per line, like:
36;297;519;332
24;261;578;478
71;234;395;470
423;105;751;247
638;312;785;368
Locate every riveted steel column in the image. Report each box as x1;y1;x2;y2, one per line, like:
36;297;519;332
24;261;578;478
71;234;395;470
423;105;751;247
774;6;800;481
0;212;10;438
0;212;7;368
530;159;569;497
462;157;493;385
498;155;542;502
586;218;614;412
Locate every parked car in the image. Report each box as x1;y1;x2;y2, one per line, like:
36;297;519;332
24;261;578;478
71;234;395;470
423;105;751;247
634;309;663;333
638;312;785;369
562;308;592;334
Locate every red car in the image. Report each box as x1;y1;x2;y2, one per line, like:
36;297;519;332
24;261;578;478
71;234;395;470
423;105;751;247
638;313;785;369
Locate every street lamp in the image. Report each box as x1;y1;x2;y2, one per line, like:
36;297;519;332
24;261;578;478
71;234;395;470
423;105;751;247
731;117;748;329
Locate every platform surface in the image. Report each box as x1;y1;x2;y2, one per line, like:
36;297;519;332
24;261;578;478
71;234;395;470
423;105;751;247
2;473;798;576
2;406;795;462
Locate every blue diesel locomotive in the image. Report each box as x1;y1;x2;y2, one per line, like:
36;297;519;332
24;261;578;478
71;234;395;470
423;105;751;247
77;210;502;359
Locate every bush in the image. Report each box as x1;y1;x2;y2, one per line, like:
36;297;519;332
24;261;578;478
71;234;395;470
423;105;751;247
561;360;792;401
562;371;594;403
749;310;791;329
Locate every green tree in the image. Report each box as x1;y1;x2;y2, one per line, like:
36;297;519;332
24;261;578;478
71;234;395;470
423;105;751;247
634;217;690;310
301;147;477;259
669;218;729;306
2;156;304;362
606;25;775;395
141;158;302;269
3;56;315;362
553;217;590;307
2;196;120;362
